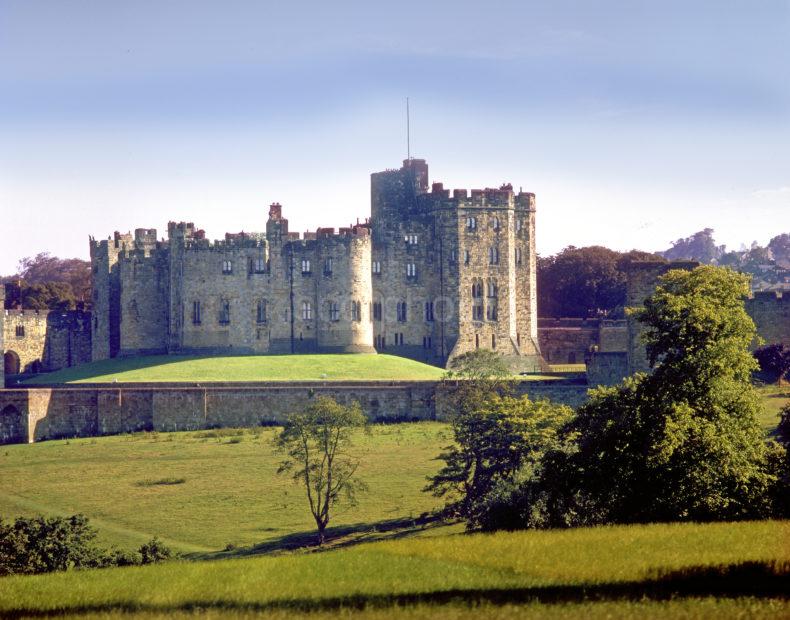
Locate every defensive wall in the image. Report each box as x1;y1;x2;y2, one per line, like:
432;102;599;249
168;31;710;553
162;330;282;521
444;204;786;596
0;380;589;444
537;318;627;365
2;309;91;377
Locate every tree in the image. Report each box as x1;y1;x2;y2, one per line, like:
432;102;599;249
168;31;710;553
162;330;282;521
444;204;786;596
660;228;724;264
754;344;790;384
16;253;91;303
276;397;367;545
426;393;573;524
768;233;790;266
537;246;662;318
542;266;774;524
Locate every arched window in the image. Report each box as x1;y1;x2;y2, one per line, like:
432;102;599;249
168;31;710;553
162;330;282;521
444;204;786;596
491;216;500;231
302;301;313;320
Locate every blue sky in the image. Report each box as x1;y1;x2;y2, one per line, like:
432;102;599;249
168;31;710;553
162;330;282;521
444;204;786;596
1;0;788;273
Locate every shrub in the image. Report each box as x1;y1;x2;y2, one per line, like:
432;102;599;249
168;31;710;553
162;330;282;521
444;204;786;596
139;537;172;564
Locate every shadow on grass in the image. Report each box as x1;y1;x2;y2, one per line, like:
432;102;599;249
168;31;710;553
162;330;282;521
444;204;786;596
190;515;450;561
5;561;790;618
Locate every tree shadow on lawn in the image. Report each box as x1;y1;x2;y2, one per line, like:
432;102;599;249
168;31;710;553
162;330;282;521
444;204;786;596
6;561;790;618
189;514;452;561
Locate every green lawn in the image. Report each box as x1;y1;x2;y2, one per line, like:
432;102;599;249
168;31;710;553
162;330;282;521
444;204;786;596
1;520;788;618
0;423;448;554
22;353;445;384
758;384;790;433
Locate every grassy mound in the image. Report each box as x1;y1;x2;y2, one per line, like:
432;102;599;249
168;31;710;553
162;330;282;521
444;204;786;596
1;520;788;618
22;353;445;384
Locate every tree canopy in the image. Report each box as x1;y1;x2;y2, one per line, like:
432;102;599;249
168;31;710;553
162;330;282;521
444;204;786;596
537;246;662;318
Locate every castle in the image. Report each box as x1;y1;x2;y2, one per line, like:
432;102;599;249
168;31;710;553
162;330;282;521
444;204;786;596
88;159;544;371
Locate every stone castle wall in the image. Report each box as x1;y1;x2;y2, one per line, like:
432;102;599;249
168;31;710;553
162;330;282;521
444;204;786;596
0;380;588;444
2;309;91;376
537;318;627;365
746;291;790;348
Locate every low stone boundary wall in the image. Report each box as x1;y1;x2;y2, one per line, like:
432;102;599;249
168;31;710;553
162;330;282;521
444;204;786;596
0;381;589;444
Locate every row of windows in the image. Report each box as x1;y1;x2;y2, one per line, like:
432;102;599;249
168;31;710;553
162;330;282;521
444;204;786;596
192;299;366;325
465;216;527;233
371;249;522;276
372;334;434;350
222;258;268;275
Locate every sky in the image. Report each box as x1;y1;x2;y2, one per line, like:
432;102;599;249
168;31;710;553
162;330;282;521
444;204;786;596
0;0;788;274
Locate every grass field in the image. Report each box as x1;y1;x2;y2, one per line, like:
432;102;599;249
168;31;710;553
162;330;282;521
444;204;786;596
22;353;446;384
0;423;448;553
1;520;788;618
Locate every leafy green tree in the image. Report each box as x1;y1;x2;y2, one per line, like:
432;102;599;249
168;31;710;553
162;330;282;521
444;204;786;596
661;228;724;264
426;393;573;523
754;344;790;384
537;246;662;318
543;266;774;524
276;397;367;545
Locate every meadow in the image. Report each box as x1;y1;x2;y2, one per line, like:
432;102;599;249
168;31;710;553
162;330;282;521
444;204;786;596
21;353;446;384
1;520;788;618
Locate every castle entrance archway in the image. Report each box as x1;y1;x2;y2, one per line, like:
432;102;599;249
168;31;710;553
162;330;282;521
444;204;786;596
4;351;20;375
0;404;25;443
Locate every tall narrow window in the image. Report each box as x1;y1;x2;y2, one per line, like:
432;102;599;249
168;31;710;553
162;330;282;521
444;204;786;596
516;218;524;232
424;301;434;322
397;301;407;322
255;257;266;273
491;334;497;349
301;258;311;274
15;325;25;338
406;263;417;278
449;249;457;263
302;301;313;320
466;216;477;231
222;260;233;275
475;334;480;349
487;280;498;320
219;299;230;324
373;301;382;321
328;301;339;322
351;300;362;322
324;257;333;276
488;247;499;265
491;216;500;231
372;260;381;274
405;234;418;245
515;247;522;266
192;301;201;325
463;250;471;265
472;279;484;321
256;299;267;323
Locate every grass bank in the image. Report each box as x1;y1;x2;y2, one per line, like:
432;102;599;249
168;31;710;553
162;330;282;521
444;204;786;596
22;353;445;384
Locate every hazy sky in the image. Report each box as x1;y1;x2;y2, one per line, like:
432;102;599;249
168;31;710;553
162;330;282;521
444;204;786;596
1;0;788;273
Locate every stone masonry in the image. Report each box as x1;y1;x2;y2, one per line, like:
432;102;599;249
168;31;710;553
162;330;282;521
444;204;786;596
90;159;544;370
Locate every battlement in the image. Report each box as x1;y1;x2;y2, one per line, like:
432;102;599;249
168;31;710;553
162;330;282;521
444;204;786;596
421;181;535;209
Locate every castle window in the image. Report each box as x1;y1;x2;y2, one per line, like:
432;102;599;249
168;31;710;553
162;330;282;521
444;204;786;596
301;258;311;275
475;334;480;349
256;299;267;323
406;263;417;278
491;216;500;231
492;334;497;349
466;216;477;231
373;301;382;321
424;301;434;322
463;250;471;266
397;301;407;322
488;247;499;265
372;260;381;275
375;334;386;349
352;300;362;322
516;218;524;232
517;333;521;347
328;301;339;322
472;280;484;298
423;336;432;349
449;249;457;263
487;280;498;298
15;325;25;338
192;301;201;325
473;304;484;321
255;257;266;273
302;301;313;320
472;279;484;321
405;234;418;245
222;260;233;275
219;299;230;325
324;257;333;276
486;302;498;321
394;333;404;345
515;247;522;266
